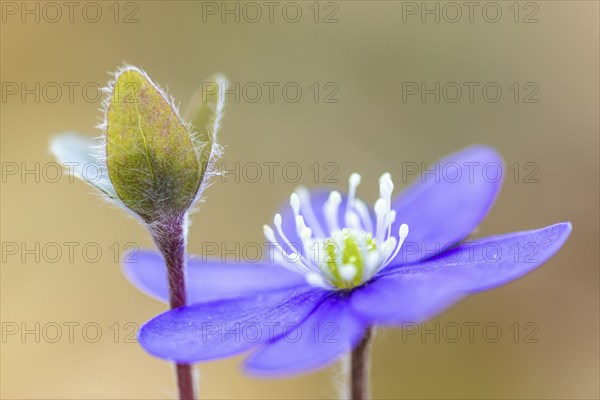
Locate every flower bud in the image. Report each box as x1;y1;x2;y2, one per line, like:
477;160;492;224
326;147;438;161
50;66;226;224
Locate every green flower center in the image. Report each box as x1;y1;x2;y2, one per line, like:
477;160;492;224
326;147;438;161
321;228;378;289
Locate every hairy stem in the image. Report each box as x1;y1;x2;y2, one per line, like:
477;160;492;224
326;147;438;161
154;215;196;400
350;328;374;400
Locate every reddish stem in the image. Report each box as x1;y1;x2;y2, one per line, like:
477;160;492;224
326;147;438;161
351;328;374;400
153;215;196;400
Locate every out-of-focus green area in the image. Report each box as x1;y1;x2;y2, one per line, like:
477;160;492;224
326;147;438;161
1;1;598;399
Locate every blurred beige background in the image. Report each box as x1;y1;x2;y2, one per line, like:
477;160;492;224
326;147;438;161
1;1;598;399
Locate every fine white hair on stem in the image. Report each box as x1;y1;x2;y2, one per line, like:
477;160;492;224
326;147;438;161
334;354;351;400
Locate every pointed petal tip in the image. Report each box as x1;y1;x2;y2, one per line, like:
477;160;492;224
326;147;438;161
549;221;573;245
559;221;573;233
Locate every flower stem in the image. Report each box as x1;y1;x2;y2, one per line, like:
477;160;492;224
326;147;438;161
350;328;374;400
174;364;195;400
153;216;196;400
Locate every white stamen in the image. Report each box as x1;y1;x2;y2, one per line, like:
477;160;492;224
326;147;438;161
273;213;300;258
290;193;301;216
378;173;395;238
296;215;311;240
346;173;361;209
274;213;283;227
379;172;393;193
339;264;357;282
374;198;388;245
274;252;308;273
383;224;409;267
263;225;277;243
318;258;336;280
306;273;330;289
365;252;380;276
350;172;362;188
345;173;362;227
399;223;409;240
293;215;321;273
268;173;408;290
374;198;387;217
323;191;342;233
296;215;316;258
380;237;397;260
379;174;394;205
352;198;374;233
265;225;310;273
295;186;326;238
346;211;362;230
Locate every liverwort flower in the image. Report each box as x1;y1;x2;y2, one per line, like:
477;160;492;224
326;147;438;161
50;65;227;400
124;146;571;391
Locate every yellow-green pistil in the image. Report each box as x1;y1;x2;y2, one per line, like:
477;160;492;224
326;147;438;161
322;229;378;289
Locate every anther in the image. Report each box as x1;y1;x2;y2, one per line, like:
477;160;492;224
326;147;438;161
324;191;342;232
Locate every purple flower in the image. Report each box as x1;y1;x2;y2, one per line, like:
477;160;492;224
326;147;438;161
124;146;571;377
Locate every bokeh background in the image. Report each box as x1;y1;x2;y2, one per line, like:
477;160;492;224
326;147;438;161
1;1;598;399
